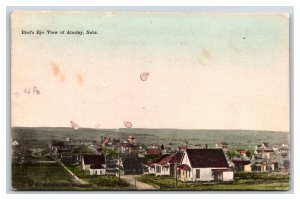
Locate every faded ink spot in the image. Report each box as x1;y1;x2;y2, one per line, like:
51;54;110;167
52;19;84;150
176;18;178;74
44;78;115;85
140;72;150;81
123;121;133;128
70;121;79;131
198;49;214;66
76;73;84;86
50;62;65;82
51;62;61;77
202;49;213;60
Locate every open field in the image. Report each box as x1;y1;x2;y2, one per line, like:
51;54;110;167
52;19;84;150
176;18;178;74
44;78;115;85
12;162;131;191
136;172;290;191
11;127;289;150
62;162;130;188
12;162;290;191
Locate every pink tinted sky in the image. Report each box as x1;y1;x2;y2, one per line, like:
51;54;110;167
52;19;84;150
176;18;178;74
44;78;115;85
11;12;289;131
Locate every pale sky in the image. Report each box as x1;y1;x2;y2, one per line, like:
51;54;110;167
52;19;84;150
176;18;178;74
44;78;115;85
11;11;290;131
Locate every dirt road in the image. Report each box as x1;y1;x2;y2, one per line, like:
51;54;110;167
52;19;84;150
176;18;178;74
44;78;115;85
120;175;157;190
58;161;88;185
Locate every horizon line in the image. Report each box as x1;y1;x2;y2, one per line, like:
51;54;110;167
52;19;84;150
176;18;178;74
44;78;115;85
11;126;290;133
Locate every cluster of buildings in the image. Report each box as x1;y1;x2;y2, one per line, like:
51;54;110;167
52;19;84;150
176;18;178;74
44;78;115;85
18;134;289;184
219;142;290;173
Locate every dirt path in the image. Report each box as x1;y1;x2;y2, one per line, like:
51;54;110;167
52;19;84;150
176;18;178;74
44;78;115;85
120;175;157;190
58;161;88;185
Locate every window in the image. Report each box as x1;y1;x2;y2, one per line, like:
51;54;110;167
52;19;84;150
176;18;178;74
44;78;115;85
156;166;161;173
196;169;200;178
100;170;102;175
95;171;97;175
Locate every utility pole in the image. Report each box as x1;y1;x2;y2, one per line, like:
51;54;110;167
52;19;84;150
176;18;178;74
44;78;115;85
118;145;120;187
175;163;178;188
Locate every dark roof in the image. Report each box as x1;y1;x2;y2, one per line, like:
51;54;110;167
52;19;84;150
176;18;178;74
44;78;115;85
170;152;184;164
101;137;110;145
51;140;65;147
186;149;229;168
122;154;143;171
83;154;105;165
145;148;161;155
90;163;105;169
232;160;251;165
120;143;135;148
154;154;173;165
57;149;71;153
177;164;191;170
154;152;184;165
240;149;250;154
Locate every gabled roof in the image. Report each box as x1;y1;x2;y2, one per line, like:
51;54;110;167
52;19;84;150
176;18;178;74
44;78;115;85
101;136;110;145
145;148;161;155
154;152;184;165
240;149;250;154
170;152;184;163
177;164;191;170
57;149;72;153
90;163;105;169
154;154;173;165
83;154;105;165
51;140;65;147
185;149;229;168
232;159;251;165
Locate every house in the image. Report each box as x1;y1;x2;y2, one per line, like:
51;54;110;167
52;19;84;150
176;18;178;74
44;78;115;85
278;145;289;157
145;148;161;156
251;160;267;172
127;135;136;144
239;149;252;158
147;152;184;177
82;154;106;175
232;157;251;172
50;140;65;151
90;163;106;175
118;153;143;175
216;142;229;151
177;146;188;152
101;136;114;148
57;149;72;160
178;148;233;182
119;143;136;154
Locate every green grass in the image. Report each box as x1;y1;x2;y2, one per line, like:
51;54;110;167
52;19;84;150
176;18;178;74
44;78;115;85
63;162;130;188
136;172;290;191
12;162;77;190
12;162;131;191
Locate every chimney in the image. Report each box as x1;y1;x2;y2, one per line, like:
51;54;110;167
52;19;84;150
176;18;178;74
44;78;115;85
205;144;208;149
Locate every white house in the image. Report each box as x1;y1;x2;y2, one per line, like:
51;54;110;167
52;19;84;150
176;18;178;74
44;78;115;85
147;152;183;177
89;163;106;175
177;148;233;182
82;154;106;175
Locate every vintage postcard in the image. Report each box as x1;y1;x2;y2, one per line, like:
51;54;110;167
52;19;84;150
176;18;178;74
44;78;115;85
10;11;290;191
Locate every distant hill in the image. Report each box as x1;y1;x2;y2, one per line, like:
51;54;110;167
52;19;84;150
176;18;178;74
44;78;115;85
11;127;289;149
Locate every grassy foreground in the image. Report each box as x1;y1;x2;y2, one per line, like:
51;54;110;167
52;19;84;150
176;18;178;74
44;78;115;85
12;162;130;191
136;172;290;191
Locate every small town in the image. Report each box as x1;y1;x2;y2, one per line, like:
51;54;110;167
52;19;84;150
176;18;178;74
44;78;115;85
11;131;290;191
